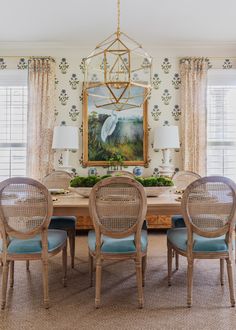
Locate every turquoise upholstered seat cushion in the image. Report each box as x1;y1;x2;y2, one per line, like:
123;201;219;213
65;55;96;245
167;228;228;252
49;216;76;230
88;230;148;254
6;229;67;254
171;215;185;228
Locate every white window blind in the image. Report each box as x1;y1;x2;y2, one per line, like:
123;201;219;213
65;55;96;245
0;70;28;181
207;69;236;182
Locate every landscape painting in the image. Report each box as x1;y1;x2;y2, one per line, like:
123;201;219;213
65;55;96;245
83;88;148;166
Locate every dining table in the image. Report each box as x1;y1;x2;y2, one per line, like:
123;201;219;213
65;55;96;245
53;192;182;220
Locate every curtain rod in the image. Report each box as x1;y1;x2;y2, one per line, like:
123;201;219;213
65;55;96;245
0;55;55;62
2;55;236;61
29;56;55;62
179;56;236;60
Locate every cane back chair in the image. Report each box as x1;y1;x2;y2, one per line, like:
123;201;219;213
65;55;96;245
171;171;201;269
42;170;76;268
167;176;236;307
88;176;147;308
0;177;67;309
172;171;201;228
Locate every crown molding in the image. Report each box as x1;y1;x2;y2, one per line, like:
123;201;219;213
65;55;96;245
1;41;236;55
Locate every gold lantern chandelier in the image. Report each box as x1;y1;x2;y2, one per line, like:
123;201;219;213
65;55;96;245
84;0;152;111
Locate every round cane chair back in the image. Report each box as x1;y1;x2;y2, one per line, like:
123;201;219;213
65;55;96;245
0;177;52;238
182;176;236;238
172;171;201;192
42;170;72;190
89;176;147;238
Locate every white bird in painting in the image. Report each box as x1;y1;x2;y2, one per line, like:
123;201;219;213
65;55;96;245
101;111;118;142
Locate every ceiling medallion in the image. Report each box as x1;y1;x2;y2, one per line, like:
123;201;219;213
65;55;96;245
84;0;152;111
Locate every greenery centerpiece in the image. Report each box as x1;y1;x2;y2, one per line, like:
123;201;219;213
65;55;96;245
70;175;174;197
70;175;111;188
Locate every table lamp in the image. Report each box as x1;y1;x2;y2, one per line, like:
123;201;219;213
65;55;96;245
52;124;79;170
153;125;180;176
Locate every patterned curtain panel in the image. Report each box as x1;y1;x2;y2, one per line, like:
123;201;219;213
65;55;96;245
27;58;56;180
179;58;208;176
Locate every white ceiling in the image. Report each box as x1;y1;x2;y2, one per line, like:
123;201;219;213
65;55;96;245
1;0;236;47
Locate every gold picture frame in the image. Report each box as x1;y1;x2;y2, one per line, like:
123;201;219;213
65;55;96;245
82;87;148;167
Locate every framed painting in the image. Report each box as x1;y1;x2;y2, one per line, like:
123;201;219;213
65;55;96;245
82;86;148;167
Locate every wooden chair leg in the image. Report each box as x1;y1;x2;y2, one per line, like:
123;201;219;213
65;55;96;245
167;244;172;286
95;258;102;309
89;252;94;287
187;259;194;308
26;260;30;271
1;261;9;309
220;259;225;286
68;229;75;269
10;261;14;288
135;258;144;308
226;258;235;307
175;253;179;270
42;259;50;309
142;255;147;287
62;243;67;287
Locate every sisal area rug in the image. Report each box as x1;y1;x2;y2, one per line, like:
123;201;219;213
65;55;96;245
1;232;236;330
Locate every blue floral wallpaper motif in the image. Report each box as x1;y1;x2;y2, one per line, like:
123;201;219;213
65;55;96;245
0;58;7;70
161;58;171;74
79;58;86;74
69;105;79;121
152;73;161;89
161;89;171;105
172;73;181;89
223;59;232;69
17;58;28;70
69;73;79;90
59;89;69;106
205;58;213;69
151;105;161;121
59;58;69;74
172;105;181;121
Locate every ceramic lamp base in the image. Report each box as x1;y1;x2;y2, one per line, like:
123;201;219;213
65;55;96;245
159;149;175;177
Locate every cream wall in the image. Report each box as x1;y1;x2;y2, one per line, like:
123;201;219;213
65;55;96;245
1;43;236;176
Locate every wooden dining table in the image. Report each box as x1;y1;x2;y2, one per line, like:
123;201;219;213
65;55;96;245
53;192;182;228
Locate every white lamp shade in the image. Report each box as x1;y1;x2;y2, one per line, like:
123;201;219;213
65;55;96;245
52;126;79;150
154;126;180;150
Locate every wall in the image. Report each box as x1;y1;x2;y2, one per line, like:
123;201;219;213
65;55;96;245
1;43;236;177
54;53;182;177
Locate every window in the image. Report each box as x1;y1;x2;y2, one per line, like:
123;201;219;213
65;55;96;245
0;70;28;181
207;70;236;182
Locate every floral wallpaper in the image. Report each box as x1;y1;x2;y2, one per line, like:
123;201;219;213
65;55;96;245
2;55;236;177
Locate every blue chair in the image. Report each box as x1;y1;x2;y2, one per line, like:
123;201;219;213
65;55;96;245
171;171;201;269
167;176;236;307
43;171;76;268
88;176;148;308
0;177;67;309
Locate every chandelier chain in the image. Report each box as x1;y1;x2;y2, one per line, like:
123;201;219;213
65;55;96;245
117;0;120;36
